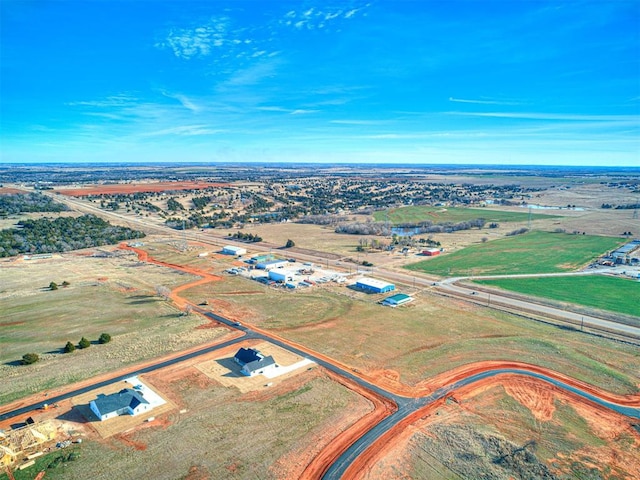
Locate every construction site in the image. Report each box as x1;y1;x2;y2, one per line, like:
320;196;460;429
1;421;58;476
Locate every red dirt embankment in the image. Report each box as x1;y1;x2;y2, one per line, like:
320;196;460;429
113;245;640;480
299;371;397;480
414;361;640;406
56;181;231;196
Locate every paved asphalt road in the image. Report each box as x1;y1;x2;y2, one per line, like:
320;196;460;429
45;190;640;343
3;308;639;480
323;368;640;479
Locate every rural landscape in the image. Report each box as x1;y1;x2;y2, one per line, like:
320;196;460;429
0;163;638;479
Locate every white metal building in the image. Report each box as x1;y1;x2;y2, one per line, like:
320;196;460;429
222;245;247;256
269;269;296;282
354;277;395;293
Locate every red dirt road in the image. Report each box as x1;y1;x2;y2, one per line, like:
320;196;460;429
117;245;640;479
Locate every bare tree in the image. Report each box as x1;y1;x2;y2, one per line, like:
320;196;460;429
184;304;193;316
155;285;171;301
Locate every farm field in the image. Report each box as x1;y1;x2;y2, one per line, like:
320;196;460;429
372;205;560;224
0;248;229;405
476;275;640;318
179;275;640;395
3;369;372;480
365;380;640;479
405;231;625;276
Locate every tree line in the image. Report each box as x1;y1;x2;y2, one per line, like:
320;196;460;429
0;192;69;216
0;214;145;257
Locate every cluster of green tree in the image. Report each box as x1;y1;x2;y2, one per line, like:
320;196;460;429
63;333;111;353
0;214;145;257
601;203;639;210
506;228;529;236
0;192;69;216
167;198;184;211
229;231;263;242
49;280;70;290
336;218;486;236
192;196;211;209
21;333;112;365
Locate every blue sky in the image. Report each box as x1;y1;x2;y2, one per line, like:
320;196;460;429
1;0;639;165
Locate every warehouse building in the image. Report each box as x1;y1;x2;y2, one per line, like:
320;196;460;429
257;259;288;270
248;253;274;264
269;269;296;283
354;277;395;293
381;293;413;307
222;245;247;256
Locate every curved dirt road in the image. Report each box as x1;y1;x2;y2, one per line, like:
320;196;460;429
4;242;639;479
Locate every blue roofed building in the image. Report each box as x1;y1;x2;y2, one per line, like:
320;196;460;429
233;347;279;376
89;388;150;421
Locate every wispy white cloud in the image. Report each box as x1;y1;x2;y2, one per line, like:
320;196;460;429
66;94;137;108
141;125;225;137
155;16;263;60
257;106;318;115
161;91;201;113
281;3;369;30
448;96;523;106
221;59;281;88
447;111;639;122
330;119;389;125
290;109;317;115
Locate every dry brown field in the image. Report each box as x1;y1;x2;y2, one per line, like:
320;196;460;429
25;364;372;480
178;265;640;395
363;379;640;480
0;247;229;405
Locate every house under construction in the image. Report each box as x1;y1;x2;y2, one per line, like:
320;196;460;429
0;421;57;467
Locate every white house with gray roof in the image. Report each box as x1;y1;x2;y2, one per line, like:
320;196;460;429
90;388;150;421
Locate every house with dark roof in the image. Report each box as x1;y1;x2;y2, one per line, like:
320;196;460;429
89;388;150;421
234;347;264;365
233;347;279;377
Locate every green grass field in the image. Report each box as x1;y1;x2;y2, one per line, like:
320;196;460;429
405;231;625;276
475;275;640;318
372;205;559;224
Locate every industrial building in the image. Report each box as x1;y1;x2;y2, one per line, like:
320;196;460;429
422;248;441;256
381;293;413;307
222;245;247;256
269;269;296;283
355;277;395;293
257;259;288;270
248;253;274;264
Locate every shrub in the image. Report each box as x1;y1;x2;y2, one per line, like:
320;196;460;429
64;341;75;353
98;333;111;344
49;281;58;290
285;239;295;248
22;353;39;365
78;337;91;349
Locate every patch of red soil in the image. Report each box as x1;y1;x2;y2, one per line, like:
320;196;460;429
184;465;211;480
0;188;23;195
56;182;231;196
503;376;556;421
298;370;397;480
115;432;147;451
